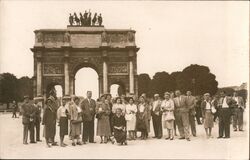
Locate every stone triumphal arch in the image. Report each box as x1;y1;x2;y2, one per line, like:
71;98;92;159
31;26;139;100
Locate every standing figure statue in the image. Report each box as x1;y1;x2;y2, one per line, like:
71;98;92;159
79;12;84;26
92;13;97;26
98;13;103;26
87;12;92;26
69;13;74;26
83;10;88;26
74;12;80;26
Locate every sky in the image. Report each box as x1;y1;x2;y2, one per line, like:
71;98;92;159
0;1;249;98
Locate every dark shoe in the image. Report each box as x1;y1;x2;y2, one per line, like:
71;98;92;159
179;137;185;140
193;135;197;137
224;136;230;139
157;137;162;139
234;129;237;131
239;129;244;131
165;137;170;140
76;142;83;145
30;141;36;143
170;137;174;140
52;142;58;146
89;141;96;143
186;138;190;141
37;140;42;142
217;136;223;139
100;141;103;144
152;136;157;138
124;141;128;145
72;142;76;146
23;142;28;145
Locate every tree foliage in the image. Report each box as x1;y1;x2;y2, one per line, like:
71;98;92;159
0;73;33;108
138;73;151;96
137;64;219;97
0;73;19;108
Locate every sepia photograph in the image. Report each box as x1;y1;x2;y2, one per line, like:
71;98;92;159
0;0;249;159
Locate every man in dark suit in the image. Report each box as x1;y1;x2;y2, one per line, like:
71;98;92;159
21;96;36;144
217;91;234;138
81;91;96;143
186;91;196;137
151;94;162;139
34;98;42;142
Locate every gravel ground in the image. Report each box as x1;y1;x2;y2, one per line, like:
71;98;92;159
0;111;248;159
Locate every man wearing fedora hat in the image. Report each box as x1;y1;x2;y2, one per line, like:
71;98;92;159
21;95;36;144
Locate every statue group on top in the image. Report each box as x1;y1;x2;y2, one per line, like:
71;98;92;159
69;10;103;27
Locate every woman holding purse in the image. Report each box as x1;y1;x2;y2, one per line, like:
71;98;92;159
161;92;175;140
96;95;111;143
69;96;83;146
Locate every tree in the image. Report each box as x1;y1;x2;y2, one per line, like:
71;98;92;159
138;73;151;97
17;76;33;101
0;73;19;109
178;64;218;95
149;71;175;97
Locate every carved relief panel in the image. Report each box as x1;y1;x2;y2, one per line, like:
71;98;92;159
108;62;128;75
43;64;64;75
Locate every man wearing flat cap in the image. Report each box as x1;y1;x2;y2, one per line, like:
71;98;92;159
151;94;162;139
21;96;36;144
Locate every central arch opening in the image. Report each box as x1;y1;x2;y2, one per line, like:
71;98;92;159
75;67;99;100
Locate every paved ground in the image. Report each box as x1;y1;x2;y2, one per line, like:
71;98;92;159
0;112;249;159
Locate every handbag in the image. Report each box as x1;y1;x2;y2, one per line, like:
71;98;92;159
211;106;217;114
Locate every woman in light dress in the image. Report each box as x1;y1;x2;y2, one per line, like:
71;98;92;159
201;93;214;138
125;97;137;140
69;96;83;146
112;97;126;116
161;92;175;140
96;95;111;143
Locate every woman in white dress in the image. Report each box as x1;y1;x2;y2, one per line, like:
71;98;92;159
161;92;175;140
112;97;126;116
125;97;137;140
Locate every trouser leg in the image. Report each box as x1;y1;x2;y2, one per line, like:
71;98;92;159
182;112;190;139
158;115;163;138
189;114;196;136
89;120;95;142
218;109;224;137
36;123;40;141
29;122;35;142
224;109;231;137
175;111;184;138
23;124;29;144
82;121;88;142
152;115;158;137
238;109;244;130
232;108;238;130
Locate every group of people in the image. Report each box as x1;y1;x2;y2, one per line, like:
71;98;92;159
20;89;245;148
69;11;103;26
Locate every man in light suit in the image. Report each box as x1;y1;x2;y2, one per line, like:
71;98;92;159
151;94;162;139
81;91;96;143
186;91;196;137
217;91;234;138
232;91;245;131
173;90;190;141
